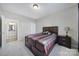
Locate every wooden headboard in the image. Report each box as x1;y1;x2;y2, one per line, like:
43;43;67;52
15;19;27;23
43;26;58;35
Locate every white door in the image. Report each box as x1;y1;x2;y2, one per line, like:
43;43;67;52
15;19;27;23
31;23;36;34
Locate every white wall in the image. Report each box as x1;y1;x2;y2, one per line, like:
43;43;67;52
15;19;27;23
18;19;36;40
36;5;78;48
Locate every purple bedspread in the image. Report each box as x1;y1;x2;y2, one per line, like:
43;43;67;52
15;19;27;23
37;34;56;54
26;33;50;40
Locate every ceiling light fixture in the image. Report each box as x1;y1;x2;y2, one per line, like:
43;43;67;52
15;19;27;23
33;4;39;9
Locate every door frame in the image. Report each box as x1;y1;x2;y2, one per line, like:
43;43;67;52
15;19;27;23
78;3;79;52
0;16;2;47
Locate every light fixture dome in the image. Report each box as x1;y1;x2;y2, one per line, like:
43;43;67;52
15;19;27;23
33;4;39;9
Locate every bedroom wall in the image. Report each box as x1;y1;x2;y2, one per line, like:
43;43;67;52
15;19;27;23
0;10;36;47
36;5;78;48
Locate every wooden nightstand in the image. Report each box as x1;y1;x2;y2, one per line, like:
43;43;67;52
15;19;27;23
57;35;71;48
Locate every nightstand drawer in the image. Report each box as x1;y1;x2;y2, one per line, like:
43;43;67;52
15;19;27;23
58;41;66;45
57;35;71;48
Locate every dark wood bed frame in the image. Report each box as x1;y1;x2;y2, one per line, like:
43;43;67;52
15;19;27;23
43;26;58;35
25;26;58;56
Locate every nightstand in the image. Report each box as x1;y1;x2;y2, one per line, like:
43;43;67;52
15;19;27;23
57;35;71;48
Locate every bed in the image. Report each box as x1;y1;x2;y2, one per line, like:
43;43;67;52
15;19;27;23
25;26;58;56
25;33;51;48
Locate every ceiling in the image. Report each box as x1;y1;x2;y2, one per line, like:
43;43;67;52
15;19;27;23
0;3;77;20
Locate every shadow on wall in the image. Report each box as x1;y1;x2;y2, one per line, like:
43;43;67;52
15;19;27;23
72;39;78;49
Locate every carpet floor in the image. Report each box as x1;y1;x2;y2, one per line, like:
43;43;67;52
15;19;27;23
0;40;78;56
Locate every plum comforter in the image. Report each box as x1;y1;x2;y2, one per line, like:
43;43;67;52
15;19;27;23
25;33;57;56
25;33;50;47
36;34;56;55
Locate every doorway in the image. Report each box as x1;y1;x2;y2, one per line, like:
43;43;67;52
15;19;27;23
6;22;17;42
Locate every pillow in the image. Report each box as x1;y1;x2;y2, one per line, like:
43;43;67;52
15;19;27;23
47;32;51;35
42;31;47;34
42;31;51;35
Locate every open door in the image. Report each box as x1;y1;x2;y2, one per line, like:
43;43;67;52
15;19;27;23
0;17;2;47
7;22;17;42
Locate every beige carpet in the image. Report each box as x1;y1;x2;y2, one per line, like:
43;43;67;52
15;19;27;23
0;40;78;56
